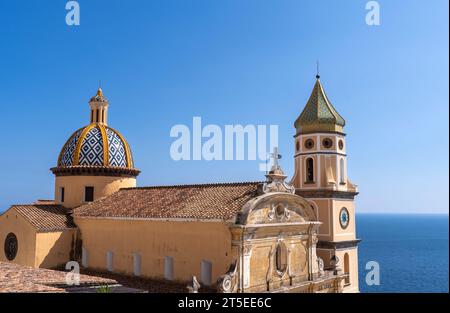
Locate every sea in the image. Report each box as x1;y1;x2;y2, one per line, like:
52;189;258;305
357;213;449;293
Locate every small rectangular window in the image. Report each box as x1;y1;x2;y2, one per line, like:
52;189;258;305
164;256;174;280
60;187;65;203
200;260;212;286
85;186;94;202
81;247;88;267
133;253;141;277
106;251;114;272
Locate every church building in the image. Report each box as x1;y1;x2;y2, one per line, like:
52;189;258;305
0;76;360;293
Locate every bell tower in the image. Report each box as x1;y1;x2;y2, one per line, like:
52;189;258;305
291;74;360;292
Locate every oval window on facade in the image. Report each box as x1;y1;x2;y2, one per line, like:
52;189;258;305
4;233;18;261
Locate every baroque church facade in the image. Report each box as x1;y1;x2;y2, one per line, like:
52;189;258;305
0;76;360;293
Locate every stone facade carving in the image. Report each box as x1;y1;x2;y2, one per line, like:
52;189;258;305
317;257;324;277
221;151;346;293
266;246;275;287
187;276;201;293
217;261;238;293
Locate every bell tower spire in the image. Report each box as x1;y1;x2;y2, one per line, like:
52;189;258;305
89;88;109;125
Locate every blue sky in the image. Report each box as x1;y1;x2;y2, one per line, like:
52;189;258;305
0;0;448;213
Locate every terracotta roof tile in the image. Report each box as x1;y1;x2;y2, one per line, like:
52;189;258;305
74;182;262;220
8;204;76;231
0;262;118;293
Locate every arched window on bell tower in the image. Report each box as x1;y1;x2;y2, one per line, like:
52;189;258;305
344;253;350;285
340;158;345;184
306;157;314;183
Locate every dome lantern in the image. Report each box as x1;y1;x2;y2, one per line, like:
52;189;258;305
89;88;109;125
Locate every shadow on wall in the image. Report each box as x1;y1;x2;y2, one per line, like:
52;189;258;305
38;230;79;269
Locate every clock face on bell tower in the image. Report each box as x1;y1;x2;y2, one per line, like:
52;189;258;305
339;207;350;229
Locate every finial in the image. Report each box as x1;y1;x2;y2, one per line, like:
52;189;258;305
269;147;282;169
316;60;320;79
262;147;295;194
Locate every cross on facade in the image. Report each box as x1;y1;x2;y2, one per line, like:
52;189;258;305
269;147;282;169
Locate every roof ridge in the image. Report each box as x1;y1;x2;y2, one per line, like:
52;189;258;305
121;181;264;190
10;204;64;207
317;80;345;124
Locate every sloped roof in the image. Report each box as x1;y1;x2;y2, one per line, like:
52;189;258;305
7;204;76;231
294;77;345;134
73;182;262;220
0;262;117;293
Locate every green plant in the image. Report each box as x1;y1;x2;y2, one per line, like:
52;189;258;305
96;284;113;293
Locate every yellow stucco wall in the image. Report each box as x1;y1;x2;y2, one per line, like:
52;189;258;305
332;199;356;242
0;208;37;267
0;208;77;269
75;217;232;284
335;248;359;293
312;199;332;241
35;230;76;268
55;175;136;208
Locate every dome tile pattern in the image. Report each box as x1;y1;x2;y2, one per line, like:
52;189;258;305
59;129;83;167
106;128;127;167
57;124;134;168
78;126;104;166
294;78;345;134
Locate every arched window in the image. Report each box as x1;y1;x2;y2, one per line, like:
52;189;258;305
344;253;350;285
275;243;287;274
340;158;345;184
306;158;314;183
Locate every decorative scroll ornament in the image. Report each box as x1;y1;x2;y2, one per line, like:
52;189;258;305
268;202;293;222
243;244;252;256
312;235;319;245
187;276;201;293
317;257;325;277
217;261;238;293
263;147;296;194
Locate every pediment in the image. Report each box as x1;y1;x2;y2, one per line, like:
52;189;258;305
235;192;317;225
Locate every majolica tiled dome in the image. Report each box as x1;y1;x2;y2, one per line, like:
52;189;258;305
51;88;139;178
57;124;133;168
294;76;345;134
